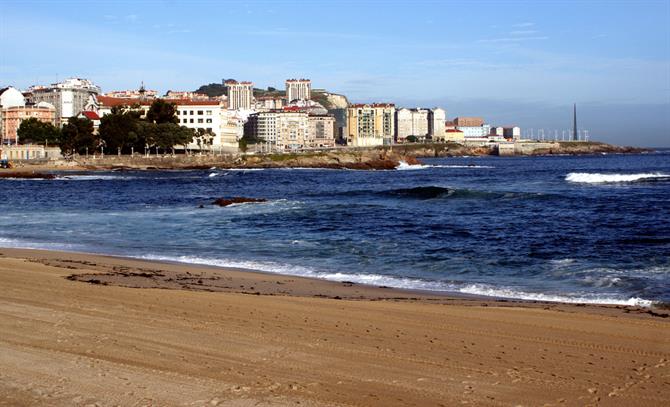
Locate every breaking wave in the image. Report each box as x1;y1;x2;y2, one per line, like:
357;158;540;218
566;172;669;184
396;161;493;170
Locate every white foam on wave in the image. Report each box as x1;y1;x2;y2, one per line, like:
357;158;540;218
396;161;493;170
137;254;654;306
0;236;84;251
565;172;669;184
458;283;653;307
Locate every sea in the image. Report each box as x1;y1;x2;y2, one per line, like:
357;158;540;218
1;151;669;306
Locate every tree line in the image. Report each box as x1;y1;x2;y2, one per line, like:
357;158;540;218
16;99;209;155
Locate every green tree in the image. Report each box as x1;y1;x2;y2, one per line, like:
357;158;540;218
59;117;96;155
99;109;143;153
16;118;60;145
146;99;178;124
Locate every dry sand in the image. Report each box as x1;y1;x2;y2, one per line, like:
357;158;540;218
0;248;668;406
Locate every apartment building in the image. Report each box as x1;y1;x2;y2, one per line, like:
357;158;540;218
346;103;395;147
245;110;313;151
225;80;253;110
307;115;336;148
286;79;311;102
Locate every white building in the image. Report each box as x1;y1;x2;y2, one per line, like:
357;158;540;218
428;108;446;139
28;78;100;126
225;80;253;110
93;96;237;151
395;108;429;142
220;109;244;151
457;124;492;139
493;126;522;140
285;79;311;102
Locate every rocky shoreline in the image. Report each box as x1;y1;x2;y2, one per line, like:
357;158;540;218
0;141;649;173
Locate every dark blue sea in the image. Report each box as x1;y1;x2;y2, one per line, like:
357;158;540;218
2;151;669;305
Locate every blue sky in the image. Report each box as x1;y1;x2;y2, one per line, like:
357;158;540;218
1;0;669;146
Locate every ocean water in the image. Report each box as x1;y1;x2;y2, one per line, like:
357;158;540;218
1;151;669;306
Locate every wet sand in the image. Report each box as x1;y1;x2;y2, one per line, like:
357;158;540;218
0;248;668;406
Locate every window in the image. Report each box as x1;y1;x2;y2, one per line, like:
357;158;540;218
198;118;204;123
190;110;194;115
197;110;203;115
190;119;194;123
206;118;212;123
206;110;212;115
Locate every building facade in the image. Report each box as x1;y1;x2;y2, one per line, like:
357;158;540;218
346;104;395;147
94;96;236;151
395;108;429;142
245;111;311;151
28;78;100;126
307;115;336;148
457;124;492;139
225;80;253;110
0;145;61;160
1;104;56;145
428;108;446;139
493;126;522;140
285;79;311;102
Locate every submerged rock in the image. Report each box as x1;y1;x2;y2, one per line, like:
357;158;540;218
213;197;267;207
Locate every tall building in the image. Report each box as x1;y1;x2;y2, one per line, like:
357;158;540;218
28;78;100;126
225;80;253;110
245;111;310;151
346;103;395;147
285;79;311;102
428;108;446;138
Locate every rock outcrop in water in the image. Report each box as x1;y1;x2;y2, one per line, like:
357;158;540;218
0;171;56;179
213;197;267;207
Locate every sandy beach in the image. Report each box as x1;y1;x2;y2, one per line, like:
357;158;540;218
0;248;668;406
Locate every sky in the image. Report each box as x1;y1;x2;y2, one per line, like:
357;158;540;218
1;0;669;147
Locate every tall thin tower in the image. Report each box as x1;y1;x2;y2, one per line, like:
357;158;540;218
573;103;578;141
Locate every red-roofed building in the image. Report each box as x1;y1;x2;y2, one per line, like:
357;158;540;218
78;110;101;133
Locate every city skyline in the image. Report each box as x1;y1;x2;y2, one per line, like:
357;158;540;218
1;0;669;146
